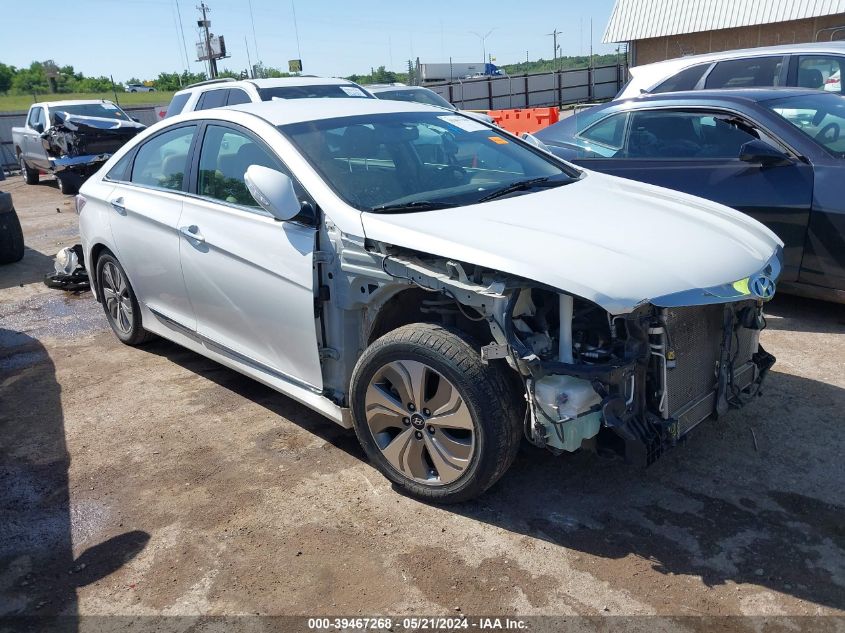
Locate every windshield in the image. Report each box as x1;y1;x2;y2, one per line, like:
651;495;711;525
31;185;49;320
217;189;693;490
765;93;845;157
280;111;578;212
258;84;372;100
51;102;131;121
375;88;454;109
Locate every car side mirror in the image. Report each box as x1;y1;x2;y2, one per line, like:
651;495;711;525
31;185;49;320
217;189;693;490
244;165;301;221
33;122;44;134
739;139;792;167
131;117;140;123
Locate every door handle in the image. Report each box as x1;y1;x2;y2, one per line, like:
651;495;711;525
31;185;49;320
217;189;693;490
110;197;126;213
179;225;205;243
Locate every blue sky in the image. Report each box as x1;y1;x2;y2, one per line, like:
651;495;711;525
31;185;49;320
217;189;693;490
2;0;620;81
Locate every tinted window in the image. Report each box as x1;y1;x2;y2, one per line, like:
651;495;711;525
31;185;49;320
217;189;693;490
198;125;288;207
196;89;228;110
227;89;251;105
27;107;41;127
106;152;133;181
282;112;575;211
130;125;196;190
705;56;783;89
258;84;372;100
164;92;191;118
624;110;758;159
376;88;453;109
796;55;843;94
767;93;845;157
651;64;710;93
579;113;628;150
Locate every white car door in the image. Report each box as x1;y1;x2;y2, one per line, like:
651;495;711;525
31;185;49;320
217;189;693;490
106;124;199;331
178;122;323;390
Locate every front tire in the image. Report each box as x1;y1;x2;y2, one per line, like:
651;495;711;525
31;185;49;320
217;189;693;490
350;323;522;503
96;253;154;346
20;155;39;185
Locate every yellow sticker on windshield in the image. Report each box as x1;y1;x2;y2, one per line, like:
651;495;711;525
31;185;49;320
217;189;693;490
488;136;508;144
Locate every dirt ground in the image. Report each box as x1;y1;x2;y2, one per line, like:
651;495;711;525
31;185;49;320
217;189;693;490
1;175;844;627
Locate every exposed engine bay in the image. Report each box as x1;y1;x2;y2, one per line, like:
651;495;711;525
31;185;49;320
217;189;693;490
315;226;777;466
41;111;145;174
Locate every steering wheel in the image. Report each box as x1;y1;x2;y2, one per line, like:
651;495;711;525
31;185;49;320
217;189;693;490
815;122;840;143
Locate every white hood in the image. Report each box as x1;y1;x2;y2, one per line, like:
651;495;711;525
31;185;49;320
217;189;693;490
360;171;783;314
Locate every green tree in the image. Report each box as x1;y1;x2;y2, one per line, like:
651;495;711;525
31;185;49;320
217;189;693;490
11;62;49;95
263;66;293;79
0;63;13;94
155;70;206;91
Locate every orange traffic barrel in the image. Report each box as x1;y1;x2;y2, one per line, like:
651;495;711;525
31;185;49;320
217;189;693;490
486;107;559;135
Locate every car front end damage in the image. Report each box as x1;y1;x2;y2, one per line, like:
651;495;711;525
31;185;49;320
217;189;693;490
327;237;782;466
41;111;145;178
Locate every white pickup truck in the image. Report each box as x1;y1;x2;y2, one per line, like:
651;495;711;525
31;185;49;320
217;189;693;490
12;100;145;194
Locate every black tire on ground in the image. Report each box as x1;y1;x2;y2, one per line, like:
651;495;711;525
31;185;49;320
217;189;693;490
19;154;39;185
350;323;523;503
56;175;79;195
0;203;25;265
95;252;155;346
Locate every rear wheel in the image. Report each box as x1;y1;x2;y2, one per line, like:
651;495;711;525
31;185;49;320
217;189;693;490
351;323;522;503
96;253;154;346
19;155;39;185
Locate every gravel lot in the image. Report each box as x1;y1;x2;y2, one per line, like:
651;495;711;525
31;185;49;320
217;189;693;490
1;175;844;626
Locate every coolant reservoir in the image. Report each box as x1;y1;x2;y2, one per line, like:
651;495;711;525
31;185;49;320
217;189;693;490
534;375;602;452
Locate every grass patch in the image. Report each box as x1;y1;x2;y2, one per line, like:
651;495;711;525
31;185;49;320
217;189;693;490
0;91;175;112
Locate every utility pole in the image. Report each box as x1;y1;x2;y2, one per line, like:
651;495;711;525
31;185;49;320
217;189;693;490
547;29;562;71
197;2;216;78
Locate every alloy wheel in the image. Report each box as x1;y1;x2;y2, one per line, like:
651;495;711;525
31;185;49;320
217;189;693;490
364;360;475;486
101;261;133;334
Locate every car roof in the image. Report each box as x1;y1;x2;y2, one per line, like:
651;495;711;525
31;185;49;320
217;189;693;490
175;76;359;96
632;41;845;74
248;77;359;88
365;85;427;93
622;86;834;105
219;97;446;126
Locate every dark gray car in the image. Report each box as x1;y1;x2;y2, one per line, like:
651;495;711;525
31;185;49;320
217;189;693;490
535;88;845;303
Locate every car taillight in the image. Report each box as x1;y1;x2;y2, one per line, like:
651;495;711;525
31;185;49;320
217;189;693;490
826;77;838;84
75;194;87;214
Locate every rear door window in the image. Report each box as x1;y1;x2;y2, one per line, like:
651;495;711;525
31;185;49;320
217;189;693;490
795;55;843;94
196;89;229;110
651;64;710;93
130;125;196;191
226;89;251;105
164;93;191;118
705;56;784;89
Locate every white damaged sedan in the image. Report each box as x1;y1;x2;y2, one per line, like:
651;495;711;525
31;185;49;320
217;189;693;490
78;98;783;502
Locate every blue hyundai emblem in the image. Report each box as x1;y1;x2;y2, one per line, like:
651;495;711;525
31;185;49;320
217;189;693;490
750;274;776;299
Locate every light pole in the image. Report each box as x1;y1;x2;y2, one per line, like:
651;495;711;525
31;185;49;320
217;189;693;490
470;29;496;65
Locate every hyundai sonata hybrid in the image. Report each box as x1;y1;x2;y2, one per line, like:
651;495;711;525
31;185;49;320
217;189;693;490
78;98;782;502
